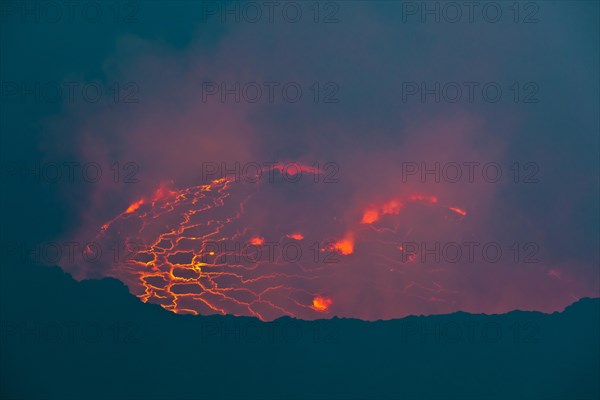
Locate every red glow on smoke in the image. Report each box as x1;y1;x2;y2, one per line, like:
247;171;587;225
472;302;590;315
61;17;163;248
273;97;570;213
408;194;438;204
65;156;597;321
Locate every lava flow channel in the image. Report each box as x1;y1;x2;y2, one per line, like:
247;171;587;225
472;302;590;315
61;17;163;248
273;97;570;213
79;166;468;321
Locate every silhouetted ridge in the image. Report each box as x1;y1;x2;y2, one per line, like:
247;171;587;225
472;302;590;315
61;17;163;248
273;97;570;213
1;263;598;400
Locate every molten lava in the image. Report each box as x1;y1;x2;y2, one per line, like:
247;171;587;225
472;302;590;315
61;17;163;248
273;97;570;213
449;207;467;216
80;165;470;321
125;199;144;214
312;296;333;312
287;233;304;241
332;233;355;255
361;209;380;225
